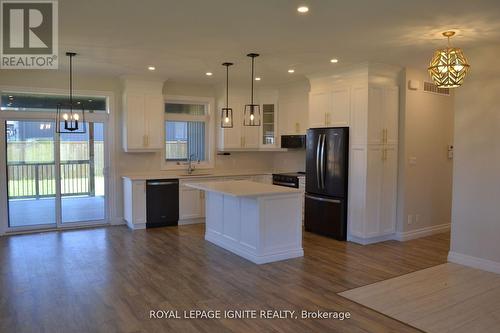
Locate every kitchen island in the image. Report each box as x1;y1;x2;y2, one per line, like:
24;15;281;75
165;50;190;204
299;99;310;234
186;180;303;264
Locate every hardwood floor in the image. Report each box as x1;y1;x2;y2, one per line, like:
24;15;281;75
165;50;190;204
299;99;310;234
0;225;449;333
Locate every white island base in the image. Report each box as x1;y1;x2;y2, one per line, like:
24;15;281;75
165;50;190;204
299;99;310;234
187;181;303;264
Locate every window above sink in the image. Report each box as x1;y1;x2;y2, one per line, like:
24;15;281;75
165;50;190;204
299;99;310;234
161;95;215;171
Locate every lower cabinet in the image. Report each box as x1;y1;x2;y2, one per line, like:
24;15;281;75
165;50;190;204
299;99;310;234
348;144;398;243
123;178;147;230
124;174;275;228
179;184;205;222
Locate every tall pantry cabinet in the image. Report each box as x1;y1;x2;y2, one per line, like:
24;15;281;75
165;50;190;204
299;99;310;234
349;84;399;243
308;64;400;244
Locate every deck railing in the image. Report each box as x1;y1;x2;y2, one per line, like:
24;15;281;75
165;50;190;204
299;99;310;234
7;160;94;199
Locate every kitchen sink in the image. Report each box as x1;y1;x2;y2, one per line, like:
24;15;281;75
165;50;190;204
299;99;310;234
178;173;214;177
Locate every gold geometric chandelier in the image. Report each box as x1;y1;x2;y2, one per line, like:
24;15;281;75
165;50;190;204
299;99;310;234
428;31;470;88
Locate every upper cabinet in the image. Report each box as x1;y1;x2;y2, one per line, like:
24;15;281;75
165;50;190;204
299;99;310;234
367;86;399;145
309;87;350;128
217;88;279;150
278;81;309;135
122;79;164;152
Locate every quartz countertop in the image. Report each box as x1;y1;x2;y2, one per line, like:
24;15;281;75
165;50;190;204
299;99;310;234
186;180;301;197
122;170;273;181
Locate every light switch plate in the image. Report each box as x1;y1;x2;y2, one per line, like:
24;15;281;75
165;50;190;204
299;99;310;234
408;80;420;90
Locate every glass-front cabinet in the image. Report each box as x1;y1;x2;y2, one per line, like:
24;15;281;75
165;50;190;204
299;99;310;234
262;104;276;146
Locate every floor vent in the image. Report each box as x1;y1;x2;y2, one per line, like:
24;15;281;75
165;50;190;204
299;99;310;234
423;81;450;96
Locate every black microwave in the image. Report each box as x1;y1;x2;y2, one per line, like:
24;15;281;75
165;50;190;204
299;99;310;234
281;135;306;149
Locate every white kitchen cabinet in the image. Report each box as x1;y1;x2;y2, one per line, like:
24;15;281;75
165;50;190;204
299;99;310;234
179;184;205;221
123;178;147;229
309;91;332;128
242;125;260;148
278;86;309;135
122;79;164;152
367;86;399;145
218;104;278;150
363;145;397;237
309;88;350;128
218;106;261;150
379;145;398;234
347;85;399;243
331;88;350;126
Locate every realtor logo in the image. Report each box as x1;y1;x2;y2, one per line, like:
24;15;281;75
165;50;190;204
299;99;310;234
1;0;58;69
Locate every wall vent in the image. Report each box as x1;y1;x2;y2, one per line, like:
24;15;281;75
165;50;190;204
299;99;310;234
423;81;450;96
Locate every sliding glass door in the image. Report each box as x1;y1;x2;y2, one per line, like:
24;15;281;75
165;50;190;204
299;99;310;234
6;120;57;228
61;122;105;224
5;120;107;230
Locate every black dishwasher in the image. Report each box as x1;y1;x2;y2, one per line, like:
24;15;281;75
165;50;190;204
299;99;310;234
146;179;179;228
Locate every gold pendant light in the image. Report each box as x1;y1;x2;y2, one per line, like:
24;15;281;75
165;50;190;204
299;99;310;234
428;31;470;88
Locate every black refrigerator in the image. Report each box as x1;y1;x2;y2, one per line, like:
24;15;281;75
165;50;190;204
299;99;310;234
305;127;349;240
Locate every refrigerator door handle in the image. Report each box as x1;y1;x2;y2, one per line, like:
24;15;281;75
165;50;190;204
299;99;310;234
320;134;326;189
316;134;321;188
305;194;341;204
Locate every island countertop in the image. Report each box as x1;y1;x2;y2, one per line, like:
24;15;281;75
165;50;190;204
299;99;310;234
186;180;301;197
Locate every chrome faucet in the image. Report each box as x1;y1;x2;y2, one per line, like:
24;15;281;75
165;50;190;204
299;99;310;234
187;154;196;174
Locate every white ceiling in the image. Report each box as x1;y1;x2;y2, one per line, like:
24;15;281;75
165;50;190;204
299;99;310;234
52;0;500;85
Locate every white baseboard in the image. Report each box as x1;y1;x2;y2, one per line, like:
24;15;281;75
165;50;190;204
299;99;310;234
110;217;126;226
348;233;395;245
125;219;146;230
448;251;500;275
394;223;450;242
179;218;205;226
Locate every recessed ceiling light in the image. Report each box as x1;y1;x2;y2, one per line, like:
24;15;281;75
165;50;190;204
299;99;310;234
206;72;213;76
288;69;295;73
297;6;309;13
255;77;261;81
330;58;339;63
148;66;156;71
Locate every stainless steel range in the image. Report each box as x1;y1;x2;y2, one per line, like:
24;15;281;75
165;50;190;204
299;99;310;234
272;172;306;189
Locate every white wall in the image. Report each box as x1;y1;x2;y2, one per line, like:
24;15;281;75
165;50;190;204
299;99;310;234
449;45;500;273
396;68;455;234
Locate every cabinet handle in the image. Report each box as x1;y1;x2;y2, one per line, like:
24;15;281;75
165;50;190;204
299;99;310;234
295;122;300;133
381;129;388;144
143;135;149;147
324;113;329;126
382;148;388;162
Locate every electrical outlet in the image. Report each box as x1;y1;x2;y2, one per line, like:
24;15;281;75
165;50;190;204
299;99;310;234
407;215;413;225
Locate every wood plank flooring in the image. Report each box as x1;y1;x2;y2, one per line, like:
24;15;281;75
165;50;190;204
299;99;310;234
0;225;449;333
339;263;500;333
